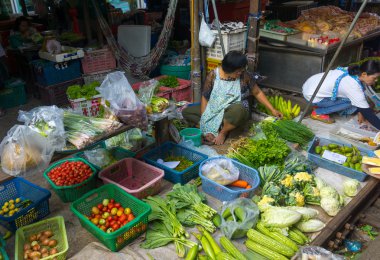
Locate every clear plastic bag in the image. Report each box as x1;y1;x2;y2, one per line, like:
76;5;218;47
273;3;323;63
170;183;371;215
125;128;144;151
17;105;65;151
292;246;345;260
138;79;158;105
0;125;54;176
201;158;239;185
97;71;148;129
180;140;219;157
199;16;216;47
220;198;260;239
83;147;113;168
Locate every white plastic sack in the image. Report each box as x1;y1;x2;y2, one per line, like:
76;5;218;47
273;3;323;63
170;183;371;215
0;125;54;176
97;71;148;129
201;158;239;185
199;16;216;47
17;105;66;151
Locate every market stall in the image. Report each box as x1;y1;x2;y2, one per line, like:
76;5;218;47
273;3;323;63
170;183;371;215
257;6;380;92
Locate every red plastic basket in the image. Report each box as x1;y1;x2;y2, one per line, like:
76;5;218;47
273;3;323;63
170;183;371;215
99;158;164;199
81;48;117;74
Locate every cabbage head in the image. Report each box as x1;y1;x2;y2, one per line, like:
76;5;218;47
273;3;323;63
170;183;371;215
320;197;341;216
343;179;360;197
320;186;339;200
315;177;327;190
261;207;302;228
287;206;319;221
296;219;325;232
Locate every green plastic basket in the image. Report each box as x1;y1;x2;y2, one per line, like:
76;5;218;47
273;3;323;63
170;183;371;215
15;216;68;260
43;158;98;203
180;128;202;147
70;184;151;252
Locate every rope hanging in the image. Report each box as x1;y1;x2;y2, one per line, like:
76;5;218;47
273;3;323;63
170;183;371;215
91;0;178;79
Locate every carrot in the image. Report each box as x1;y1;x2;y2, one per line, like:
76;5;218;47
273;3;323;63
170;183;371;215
246;185;252;190
229;180;248;188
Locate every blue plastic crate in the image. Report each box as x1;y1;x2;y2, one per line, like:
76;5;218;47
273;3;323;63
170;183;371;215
143;142;208;184
199;157;260;201
31;59;81;86
307;136;374;182
0;247;9;260
0;178;51;232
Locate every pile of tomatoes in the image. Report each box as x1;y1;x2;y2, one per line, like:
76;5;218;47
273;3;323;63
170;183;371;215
87;198;136;233
47;161;93;186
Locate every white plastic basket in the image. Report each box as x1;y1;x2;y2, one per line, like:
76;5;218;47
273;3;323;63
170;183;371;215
39;46;84;63
206;28;247;60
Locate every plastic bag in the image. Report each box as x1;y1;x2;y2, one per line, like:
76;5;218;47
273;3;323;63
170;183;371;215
138;79;158;105
17;105;65;151
180;140;219;157
199;16;216;47
125;128;144;151
292;246;345;260
0;125;54;176
201;158;239;185
220;198;260;239
83;147;113;168
97;71;148;129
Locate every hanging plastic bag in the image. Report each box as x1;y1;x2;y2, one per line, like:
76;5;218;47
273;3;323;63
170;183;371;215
97;71;148;130
17;105;66;151
199;16;216;47
201;158;239;185
0;125;54;176
138;79;158;105
220;198;260;239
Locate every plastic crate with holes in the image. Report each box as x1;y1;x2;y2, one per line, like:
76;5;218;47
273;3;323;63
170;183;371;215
143;142;208;184
15;216;68;260
0;178;51;232
81;48;117;74
70;184;151;251
43;158;98;203
38;78;83;106
206;28;247;60
99;158;164;199
199;157;260;201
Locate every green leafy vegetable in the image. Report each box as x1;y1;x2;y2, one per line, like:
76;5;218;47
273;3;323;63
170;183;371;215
360;225;379;240
158;76;179;88
296;219;325;233
66;81;100;100
165;156;194;172
261;207;302;228
343;179;360;197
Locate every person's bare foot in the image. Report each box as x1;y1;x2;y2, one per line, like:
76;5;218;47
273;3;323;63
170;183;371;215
214;132;227;145
204;133;216;143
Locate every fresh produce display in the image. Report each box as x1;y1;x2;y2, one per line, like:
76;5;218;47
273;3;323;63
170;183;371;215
263;20;299;34
261;118;314;145
66;81;100;100
47;161;94;186
22;229;60;259
84;198;137;233
157;76;179;88
258;96;301;120
146;96;169;114
165;156;194;172
227;132;291;169
313;142;363;171
0;198;32;217
63;112;122;149
343;179;360;197
315;177;344;216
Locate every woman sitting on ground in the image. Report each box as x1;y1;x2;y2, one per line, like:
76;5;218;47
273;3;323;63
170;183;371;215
182;51;282;145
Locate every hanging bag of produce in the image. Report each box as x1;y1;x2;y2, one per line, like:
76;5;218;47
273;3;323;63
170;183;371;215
0;125;55;176
201;158;239;185
199;16;216;47
96;71;148;130
219;198;260;239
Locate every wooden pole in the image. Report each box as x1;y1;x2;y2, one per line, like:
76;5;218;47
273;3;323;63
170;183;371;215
191;0;202;102
247;0;260;71
19;0;28;16
199;0;207;84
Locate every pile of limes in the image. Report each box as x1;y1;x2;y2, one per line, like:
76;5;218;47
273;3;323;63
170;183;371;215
0;198;31;217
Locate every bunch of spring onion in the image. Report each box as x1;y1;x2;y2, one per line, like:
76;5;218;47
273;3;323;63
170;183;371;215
63;112;122;149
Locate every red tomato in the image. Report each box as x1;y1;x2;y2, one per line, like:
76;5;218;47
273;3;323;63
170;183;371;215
112;224;119;230
110;199;115;204
107;203;114;210
127;214;135;222
107;216;113;222
114;203;121;209
119;214;127;223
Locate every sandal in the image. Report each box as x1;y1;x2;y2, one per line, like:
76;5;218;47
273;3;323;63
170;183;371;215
310;110;335;124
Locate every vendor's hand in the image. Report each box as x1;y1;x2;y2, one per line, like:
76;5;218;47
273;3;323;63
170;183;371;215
358;112;367;124
271;109;283;118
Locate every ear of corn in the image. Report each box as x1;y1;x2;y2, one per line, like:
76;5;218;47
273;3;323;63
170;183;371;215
291;227;309;243
220;236;247;260
247;229;295;257
256;222;298;252
245;240;289;260
288;230;305;245
216;252;236;260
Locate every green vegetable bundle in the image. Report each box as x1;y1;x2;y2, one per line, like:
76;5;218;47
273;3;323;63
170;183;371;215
158;76;179;88
165;156;194;172
66;81;100;100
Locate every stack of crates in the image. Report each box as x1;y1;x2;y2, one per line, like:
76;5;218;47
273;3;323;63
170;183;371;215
32;59;83;106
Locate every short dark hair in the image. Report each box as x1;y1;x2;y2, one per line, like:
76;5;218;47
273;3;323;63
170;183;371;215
14;16;31;31
348;60;380;76
221;51;247;73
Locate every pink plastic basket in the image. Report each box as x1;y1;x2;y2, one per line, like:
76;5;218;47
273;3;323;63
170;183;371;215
99;158;164;199
81;48;117;74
